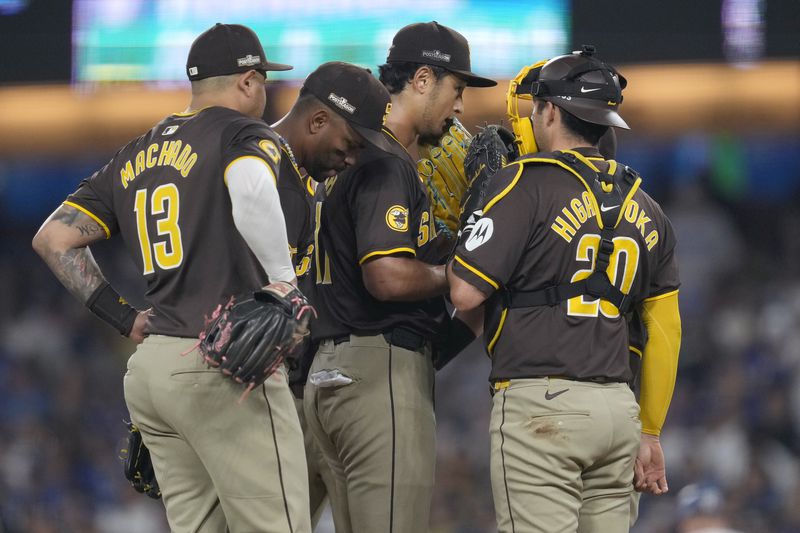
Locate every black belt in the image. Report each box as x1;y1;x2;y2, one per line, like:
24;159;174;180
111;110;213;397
331;328;427;352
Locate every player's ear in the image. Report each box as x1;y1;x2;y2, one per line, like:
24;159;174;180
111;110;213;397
238;70;259;95
236;72;250;94
309;108;330;134
411;66;433;95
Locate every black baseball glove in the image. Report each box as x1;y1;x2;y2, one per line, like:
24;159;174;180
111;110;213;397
460;125;517;237
121;421;161;499
198;282;315;400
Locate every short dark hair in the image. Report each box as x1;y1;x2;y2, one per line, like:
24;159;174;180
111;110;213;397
294;87;322;111
534;98;609;146
377;62;448;94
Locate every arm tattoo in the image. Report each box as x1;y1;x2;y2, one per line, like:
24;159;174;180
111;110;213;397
46;246;105;303
52;206;82;226
39;205;107;303
78;224;104;237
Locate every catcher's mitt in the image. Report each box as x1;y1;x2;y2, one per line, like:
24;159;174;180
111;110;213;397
418;118;473;239
460;125;517;236
120;421;161;499
198;282;315;401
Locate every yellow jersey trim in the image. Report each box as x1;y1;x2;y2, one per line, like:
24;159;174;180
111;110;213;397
305;176;315;197
453;255;499;290
629;346;643;358
358;247;416;265
499;156;601;224
643;289;679;303
487;307;508;354
223;156;276;187
171;106;210;117
482;162;526;215
63;201;111;239
382;127;412;157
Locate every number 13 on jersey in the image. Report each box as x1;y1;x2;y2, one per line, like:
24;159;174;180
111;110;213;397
134;184;184;275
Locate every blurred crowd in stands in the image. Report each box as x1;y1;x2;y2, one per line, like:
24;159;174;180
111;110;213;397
1;133;798;532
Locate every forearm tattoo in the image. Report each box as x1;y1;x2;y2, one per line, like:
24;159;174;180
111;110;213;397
43;206;106;302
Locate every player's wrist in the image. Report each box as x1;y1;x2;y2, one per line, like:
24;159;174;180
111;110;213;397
85;281;138;336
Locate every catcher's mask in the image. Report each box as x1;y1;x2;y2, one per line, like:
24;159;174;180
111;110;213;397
506;59;548;156
524;45;629;130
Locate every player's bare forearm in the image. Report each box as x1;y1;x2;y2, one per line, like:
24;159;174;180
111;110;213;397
454;306;484;336
32;205;108;303
447;262;488;311
362;255;447;301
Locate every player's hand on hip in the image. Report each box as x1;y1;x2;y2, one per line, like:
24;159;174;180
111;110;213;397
634;433;668;495
128;309;152;344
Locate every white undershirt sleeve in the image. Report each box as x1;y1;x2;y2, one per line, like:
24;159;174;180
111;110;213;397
225;156;295;283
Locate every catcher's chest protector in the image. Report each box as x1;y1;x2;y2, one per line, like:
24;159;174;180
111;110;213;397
490;149;642;319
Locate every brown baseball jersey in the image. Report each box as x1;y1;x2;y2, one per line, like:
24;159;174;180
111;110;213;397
277;147;318;393
65;106;283;338
276;145;315;281
452;147;680;382
311;129;445;341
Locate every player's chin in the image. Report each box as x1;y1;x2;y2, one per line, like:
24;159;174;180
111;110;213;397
418;124;449;146
319;167;342;178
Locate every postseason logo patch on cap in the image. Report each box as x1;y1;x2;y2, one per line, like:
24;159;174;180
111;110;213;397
328;93;356;114
237;54;261;67
421;49;451;63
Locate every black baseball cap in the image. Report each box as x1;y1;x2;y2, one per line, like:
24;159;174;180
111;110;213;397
186;23;292;81
302;62;393;152
386;21;496;87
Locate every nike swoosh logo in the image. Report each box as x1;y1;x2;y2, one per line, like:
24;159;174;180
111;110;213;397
580;87;601;93
544;388;569;400
600;203;620;212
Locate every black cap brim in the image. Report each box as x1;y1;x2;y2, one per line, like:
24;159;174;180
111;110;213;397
449;68;497;87
350;123;395;152
554;97;630;129
262;61;293;72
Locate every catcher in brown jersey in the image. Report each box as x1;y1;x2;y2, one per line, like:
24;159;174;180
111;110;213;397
32;25;390;533
448;47;681;532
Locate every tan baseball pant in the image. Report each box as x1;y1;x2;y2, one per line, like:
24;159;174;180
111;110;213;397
303;333;436;533
124;335;312;533
490;377;640;533
293;396;334;528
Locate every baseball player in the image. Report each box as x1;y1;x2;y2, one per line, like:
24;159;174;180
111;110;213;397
448;47;681;532
302;21;495;533
271;61;393;527
32;24;390;532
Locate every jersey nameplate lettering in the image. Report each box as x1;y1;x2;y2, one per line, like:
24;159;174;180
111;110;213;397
120;141;199;188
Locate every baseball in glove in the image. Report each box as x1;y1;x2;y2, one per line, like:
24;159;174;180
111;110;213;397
417;118;473;239
120;421;161;499
459;124;517;237
198;282;315;402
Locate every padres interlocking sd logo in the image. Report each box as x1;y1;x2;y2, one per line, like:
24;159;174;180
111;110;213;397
385;205;409;232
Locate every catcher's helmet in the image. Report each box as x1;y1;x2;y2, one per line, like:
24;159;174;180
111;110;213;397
524;45;629;129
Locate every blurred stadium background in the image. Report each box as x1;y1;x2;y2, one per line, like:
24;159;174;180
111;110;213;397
0;0;798;531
